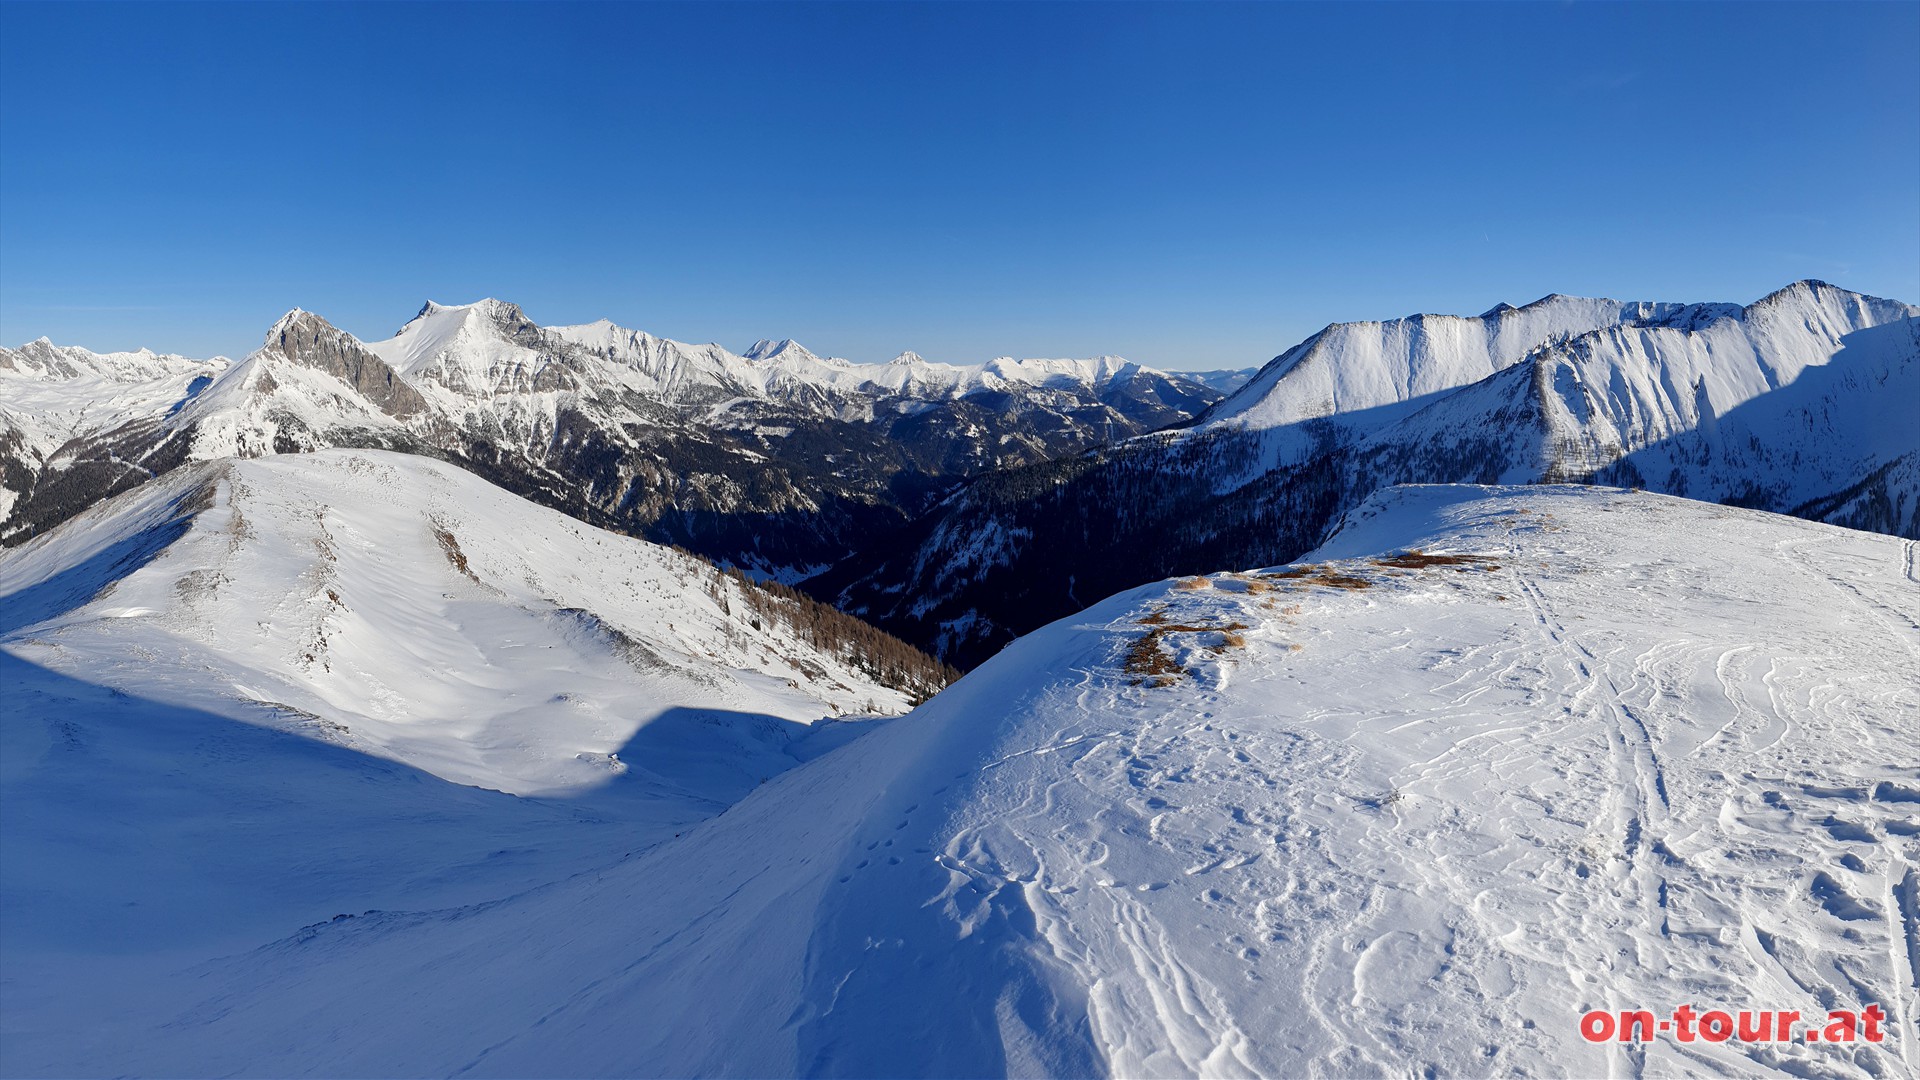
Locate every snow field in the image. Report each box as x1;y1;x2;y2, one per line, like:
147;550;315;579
6;483;1912;1077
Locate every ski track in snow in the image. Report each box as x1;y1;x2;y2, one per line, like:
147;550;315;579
924;490;1920;1079
3;484;1917;1078
774;488;1917;1078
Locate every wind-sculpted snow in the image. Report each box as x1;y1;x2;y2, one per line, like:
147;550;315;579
7;486;1914;1078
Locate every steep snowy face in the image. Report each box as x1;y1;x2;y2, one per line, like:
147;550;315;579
1533;280;1916;458
1194;290;1852;438
0;449;931;799
366;298;584;409
1358;280;1920;521
369;298;547;388
1201;292;1647;431
14;486;1912;1078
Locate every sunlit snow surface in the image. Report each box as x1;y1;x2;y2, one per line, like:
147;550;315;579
4;481;1917;1077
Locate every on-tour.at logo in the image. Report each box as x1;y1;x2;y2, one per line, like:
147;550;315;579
1579;1004;1887;1045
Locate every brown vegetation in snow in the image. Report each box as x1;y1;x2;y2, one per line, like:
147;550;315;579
1126;608;1250;686
1370;549;1501;571
1263;564;1374;590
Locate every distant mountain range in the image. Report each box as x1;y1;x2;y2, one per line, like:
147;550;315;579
815;281;1919;663
5;280;1914;668
1;301;1238;578
5;281;1917;1079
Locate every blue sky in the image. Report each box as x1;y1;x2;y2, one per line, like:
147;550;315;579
2;2;1915;369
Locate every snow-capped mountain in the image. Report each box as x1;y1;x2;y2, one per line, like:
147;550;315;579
6;280;1912;671
9;485;1913;1077
0;339;231;539
0;302;1226;577
737;335;1171;403
1194;292;1724;433
820;281;1919;664
1174;366;1261;395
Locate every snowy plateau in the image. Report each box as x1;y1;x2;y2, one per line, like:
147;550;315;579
1;284;1918;1080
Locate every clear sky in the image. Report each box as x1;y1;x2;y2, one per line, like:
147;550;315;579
2;1;1915;369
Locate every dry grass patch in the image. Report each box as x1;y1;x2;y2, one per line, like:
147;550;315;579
1207;630;1248;654
1371;549;1500;572
1126;617;1251;685
1264;564;1375;590
1211;574;1273;595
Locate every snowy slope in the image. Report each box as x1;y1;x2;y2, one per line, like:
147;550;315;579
1346;282;1920;525
1199;283;1915;469
0;449;919;793
9;485;1913;1077
1;449;943;1067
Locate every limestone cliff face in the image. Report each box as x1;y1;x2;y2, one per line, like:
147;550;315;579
264;311;428;419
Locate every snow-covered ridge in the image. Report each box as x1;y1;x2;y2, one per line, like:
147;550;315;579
369;296;1197;403
11;484;1913;1076
1200;279;1917;435
0;448;920;797
0;337;222;383
4;298;1208;432
1351;280;1920;523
